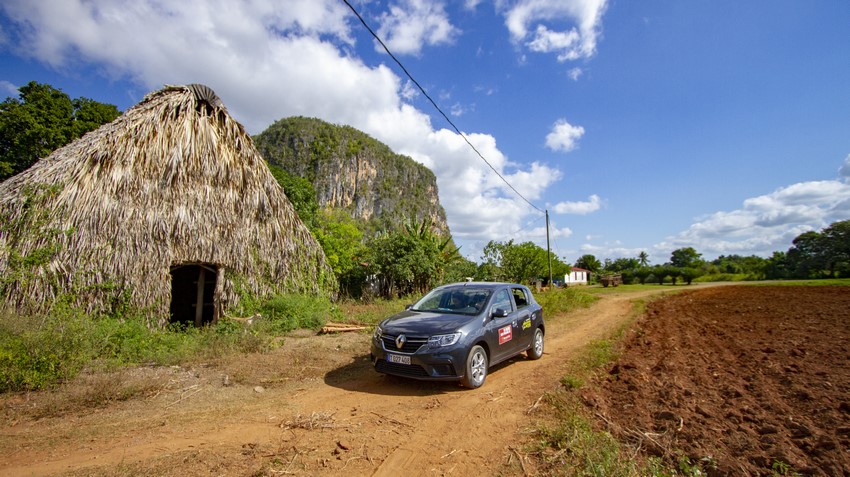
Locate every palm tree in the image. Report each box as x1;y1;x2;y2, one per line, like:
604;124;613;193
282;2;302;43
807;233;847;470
403;216;460;287
638;251;650;267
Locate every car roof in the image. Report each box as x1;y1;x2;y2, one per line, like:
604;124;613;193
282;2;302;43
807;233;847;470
436;282;526;290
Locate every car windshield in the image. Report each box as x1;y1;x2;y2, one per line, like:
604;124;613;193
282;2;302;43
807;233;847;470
411;288;492;315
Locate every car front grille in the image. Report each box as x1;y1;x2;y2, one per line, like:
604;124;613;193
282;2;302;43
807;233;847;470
375;359;430;377
380;334;428;353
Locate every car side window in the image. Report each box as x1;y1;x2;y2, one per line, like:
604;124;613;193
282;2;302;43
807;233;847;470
491;289;513;314
512;288;528;308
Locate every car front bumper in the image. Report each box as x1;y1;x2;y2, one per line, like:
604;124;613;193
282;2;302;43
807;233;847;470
370;336;469;381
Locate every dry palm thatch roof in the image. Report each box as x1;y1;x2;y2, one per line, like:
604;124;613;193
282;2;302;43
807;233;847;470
0;84;335;326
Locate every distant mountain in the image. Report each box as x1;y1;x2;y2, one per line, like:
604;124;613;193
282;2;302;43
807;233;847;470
254;117;449;236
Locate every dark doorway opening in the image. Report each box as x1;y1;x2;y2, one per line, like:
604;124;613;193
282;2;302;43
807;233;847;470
170;264;218;327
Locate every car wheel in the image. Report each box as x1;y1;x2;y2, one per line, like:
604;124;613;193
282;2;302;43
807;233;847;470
461;345;488;389
527;328;544;360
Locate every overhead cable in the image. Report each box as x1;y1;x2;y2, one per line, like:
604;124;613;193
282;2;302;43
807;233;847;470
342;0;544;214
495;214;547;244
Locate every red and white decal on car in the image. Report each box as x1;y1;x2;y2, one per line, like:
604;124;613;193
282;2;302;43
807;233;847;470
498;325;512;345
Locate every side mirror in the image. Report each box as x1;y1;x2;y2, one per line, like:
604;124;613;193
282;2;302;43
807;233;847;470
405;304;414;310
490;307;509;318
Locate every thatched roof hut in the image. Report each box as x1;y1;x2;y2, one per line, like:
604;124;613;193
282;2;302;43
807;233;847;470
0;84;335;327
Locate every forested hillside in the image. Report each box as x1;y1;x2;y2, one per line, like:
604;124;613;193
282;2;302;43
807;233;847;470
254;117;448;237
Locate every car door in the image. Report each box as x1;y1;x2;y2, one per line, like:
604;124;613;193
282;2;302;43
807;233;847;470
486;287;520;363
511;286;534;351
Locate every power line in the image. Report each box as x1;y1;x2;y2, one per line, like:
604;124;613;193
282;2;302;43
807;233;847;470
494;214;547;244
342;0;544;214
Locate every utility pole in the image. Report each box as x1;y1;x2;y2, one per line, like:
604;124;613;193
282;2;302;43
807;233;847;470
546;209;553;287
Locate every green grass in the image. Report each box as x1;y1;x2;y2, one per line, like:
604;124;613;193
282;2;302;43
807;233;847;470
746;278;850;287
534;287;599;315
694;273;759;282
580;283;693;296
337;295;414;325
534;397;639;476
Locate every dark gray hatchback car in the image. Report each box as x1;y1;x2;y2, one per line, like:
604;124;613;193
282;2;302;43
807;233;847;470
370;282;545;388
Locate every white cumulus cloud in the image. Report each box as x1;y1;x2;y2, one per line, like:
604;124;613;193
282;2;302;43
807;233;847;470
503;0;608;62
657;177;850;258
376;0;460;56
553;194;602;215
545;118;585;152
527;25;581;61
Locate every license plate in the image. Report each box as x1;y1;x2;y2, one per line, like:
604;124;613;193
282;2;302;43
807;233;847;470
387;353;411;365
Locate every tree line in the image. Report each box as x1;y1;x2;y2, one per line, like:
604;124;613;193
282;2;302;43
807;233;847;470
571;219;850;285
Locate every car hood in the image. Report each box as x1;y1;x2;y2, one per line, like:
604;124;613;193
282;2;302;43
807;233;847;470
380;310;478;335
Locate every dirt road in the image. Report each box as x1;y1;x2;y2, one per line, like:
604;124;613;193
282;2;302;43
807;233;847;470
1;287;664;476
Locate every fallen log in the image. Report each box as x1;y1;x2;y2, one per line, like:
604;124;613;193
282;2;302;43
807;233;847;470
320;322;369;334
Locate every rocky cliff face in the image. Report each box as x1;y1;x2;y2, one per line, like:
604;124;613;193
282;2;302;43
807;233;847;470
254;117;448;235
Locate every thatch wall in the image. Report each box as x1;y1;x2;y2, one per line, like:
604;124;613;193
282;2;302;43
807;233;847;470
0;85;335;326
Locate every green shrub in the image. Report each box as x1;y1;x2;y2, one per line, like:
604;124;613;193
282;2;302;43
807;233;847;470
93;316;205;367
535;287;598;315
259;293;341;333
694;273;762;282
197;318;272;355
0;306;95;391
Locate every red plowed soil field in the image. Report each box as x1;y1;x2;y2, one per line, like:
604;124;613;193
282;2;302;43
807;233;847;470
584;285;850;476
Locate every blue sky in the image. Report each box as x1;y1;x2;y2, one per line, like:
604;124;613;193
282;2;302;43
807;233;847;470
1;0;849;266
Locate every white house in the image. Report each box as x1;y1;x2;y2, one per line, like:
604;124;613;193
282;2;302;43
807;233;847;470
564;267;590;286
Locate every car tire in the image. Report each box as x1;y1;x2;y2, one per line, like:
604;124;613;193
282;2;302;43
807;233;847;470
527;328;544;360
461;345;488;389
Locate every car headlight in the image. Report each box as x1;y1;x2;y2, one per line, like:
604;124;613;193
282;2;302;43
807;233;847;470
428;332;461;348
373;325;383;341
